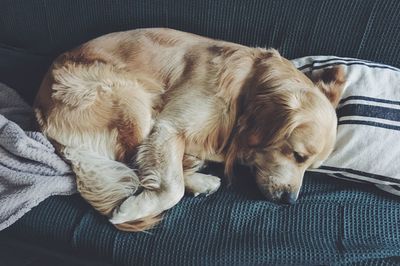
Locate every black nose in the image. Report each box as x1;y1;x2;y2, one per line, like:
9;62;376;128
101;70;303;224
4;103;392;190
281;192;298;205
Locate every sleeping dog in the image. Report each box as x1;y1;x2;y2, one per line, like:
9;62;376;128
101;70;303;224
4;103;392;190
34;28;345;231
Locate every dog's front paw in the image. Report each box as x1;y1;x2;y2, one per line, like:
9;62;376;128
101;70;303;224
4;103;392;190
184;173;221;196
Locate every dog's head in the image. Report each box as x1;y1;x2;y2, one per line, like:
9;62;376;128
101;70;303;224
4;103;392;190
226;50;345;204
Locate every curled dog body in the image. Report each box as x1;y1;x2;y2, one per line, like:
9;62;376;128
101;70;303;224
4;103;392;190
34;28;345;231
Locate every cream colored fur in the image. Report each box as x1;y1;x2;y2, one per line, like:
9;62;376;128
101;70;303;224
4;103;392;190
34;28;345;231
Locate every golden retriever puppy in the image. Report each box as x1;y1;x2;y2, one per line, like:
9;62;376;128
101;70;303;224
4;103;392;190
34;28;345;231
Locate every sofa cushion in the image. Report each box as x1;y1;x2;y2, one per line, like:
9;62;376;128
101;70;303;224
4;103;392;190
2;168;400;265
293;56;400;196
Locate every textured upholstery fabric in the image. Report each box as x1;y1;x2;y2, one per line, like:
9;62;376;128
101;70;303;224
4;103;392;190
2;170;400;265
1;0;400;64
1;0;400;102
1;0;400;264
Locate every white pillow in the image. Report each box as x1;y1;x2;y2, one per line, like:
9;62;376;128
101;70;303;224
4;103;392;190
292;56;400;196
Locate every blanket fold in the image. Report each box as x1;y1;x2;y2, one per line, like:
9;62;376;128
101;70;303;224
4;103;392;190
0;83;76;231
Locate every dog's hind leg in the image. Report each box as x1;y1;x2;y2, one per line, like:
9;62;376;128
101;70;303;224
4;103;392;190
37;62;157;218
110;120;186;225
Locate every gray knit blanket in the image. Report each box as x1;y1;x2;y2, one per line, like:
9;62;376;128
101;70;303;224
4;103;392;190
0;83;76;231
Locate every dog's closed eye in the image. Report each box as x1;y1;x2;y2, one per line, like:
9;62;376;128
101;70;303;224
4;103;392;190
293;151;308;163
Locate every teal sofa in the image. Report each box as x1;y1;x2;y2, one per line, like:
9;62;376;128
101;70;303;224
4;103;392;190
1;0;400;265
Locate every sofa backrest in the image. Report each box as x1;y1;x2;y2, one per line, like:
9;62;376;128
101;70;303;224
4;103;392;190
1;0;400;102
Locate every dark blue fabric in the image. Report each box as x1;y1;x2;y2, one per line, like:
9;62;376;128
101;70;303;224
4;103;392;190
1;0;400;66
2;169;400;265
2;0;400;103
338;104;400;122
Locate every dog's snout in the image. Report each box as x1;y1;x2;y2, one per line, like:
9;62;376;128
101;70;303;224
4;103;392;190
281;191;298;205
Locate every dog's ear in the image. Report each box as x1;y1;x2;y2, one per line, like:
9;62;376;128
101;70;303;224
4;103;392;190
238;90;300;148
307;66;346;108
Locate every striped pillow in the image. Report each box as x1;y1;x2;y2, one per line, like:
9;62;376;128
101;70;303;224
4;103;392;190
292;56;400;196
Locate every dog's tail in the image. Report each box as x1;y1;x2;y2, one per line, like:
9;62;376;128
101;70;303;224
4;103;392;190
64;147;140;216
66;147;163;232
63;146;161;232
